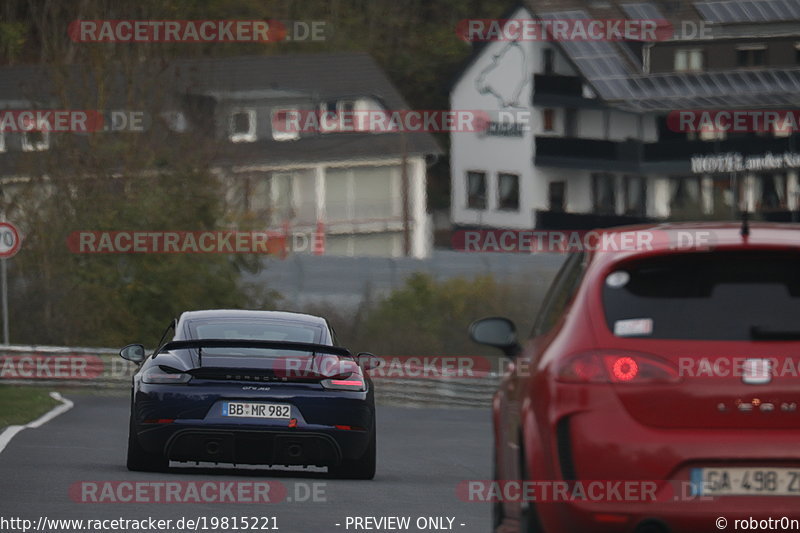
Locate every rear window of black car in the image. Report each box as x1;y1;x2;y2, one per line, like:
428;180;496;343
603;250;800;340
188;319;324;356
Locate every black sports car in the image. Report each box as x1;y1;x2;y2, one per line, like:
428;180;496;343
119;309;379;479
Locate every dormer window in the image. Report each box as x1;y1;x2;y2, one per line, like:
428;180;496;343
674;49;704;72
229;109;256;142
271;107;300;141
736;44;767;67
319;100;358;133
318;97;391;133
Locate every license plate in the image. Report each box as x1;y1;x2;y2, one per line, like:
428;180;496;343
222;402;291;419
692;467;800;496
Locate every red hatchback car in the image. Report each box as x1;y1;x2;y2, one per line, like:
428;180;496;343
471;223;800;533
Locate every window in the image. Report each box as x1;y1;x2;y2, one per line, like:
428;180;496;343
318;98;388;134
674;49;703;72
688;125;726;141
352;166;395;219
603;251;800;340
592;173;616;215
189;318;323;356
338;100;356;115
564;108;578;137
543;48;554;74
624;175;647;216
774;119;792;138
708;177;738;219
736;44;766;67
324;166;399;222
668;177;703;219
318;100;356;133
698;128;726;141
466;171;486;209
229;109;256;142
757;173;787;212
549;181;566;212
542;109;555;132
497;173;520;210
21;129;49;152
531;252;586;337
270;172;295;224
271;108;300;141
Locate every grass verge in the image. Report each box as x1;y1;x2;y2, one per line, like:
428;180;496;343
0;385;60;430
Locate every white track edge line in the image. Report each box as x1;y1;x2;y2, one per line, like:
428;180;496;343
0;391;73;454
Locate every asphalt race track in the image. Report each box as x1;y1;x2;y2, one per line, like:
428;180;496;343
0;393;491;533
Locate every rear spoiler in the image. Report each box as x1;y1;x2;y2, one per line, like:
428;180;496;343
157;339;352;358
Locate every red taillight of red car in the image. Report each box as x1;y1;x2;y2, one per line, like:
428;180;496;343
557;351;680;384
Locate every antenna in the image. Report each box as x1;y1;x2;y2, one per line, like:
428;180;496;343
741;210;750;237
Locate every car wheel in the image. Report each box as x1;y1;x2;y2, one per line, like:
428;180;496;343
519;449;543;533
126;411;169;472
330;427;376;480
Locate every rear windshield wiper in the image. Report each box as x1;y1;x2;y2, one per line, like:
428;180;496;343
750;326;800;340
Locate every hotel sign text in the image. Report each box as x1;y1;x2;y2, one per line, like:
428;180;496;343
691;152;800;174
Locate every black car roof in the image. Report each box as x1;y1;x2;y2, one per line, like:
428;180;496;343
178;309;328;326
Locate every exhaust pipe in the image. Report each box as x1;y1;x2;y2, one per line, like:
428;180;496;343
287;444;303;458
205;440;221;455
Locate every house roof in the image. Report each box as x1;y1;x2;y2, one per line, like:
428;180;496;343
0;53;441;171
523;0;800;111
165;53;442;165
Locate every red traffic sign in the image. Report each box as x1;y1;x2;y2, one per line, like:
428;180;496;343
0;222;21;258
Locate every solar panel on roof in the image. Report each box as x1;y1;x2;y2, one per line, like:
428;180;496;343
621;3;666;19
541;9;634;97
539;5;800;108
694;0;800;22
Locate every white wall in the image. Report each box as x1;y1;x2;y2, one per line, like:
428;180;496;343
450;6;661;228
451;6;580;229
223;156;431;258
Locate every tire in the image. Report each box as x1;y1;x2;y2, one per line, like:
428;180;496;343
519;448;543;533
126;411;169;472
492;446;504;530
330;427;376;480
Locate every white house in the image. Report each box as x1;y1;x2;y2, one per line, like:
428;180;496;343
451;2;800;230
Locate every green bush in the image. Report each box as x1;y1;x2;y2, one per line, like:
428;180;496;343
305;273;545;357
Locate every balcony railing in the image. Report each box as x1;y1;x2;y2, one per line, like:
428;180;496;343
535;136;642;161
644;134;799;161
533;74;583;97
535;134;800;166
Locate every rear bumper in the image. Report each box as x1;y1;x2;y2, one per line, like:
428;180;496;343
136;423;370;466
534;386;800;532
131;380;374;466
166;427;343;466
541;497;800;533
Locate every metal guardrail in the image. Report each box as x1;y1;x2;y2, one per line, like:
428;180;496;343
0;345;502;408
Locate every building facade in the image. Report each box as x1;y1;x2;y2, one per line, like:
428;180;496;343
0;53;440;258
451;2;800;230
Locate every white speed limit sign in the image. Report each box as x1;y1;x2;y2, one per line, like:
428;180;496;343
0;222;21;258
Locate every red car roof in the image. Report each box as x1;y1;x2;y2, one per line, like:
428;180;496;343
586;221;800;267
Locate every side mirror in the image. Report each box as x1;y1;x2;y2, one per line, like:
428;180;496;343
120;343;146;363
469;317;521;358
357;352;382;370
